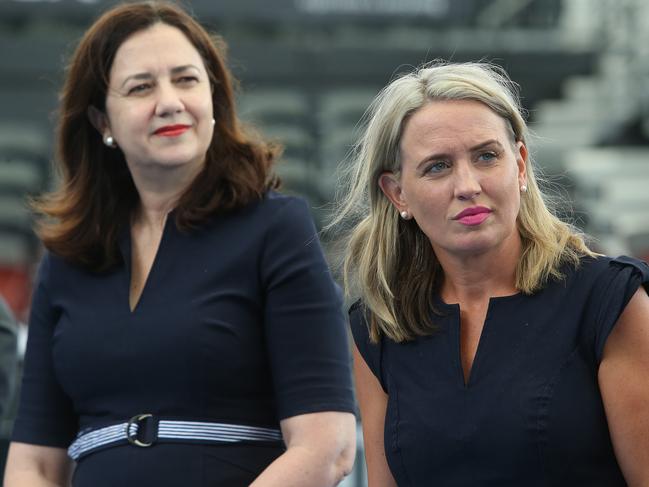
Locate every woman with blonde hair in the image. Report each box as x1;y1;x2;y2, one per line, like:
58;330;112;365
335;61;649;486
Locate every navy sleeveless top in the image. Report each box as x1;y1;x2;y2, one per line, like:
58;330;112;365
351;256;649;486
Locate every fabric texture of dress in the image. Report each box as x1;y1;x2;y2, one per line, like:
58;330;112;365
13;192;355;486
351;255;649;487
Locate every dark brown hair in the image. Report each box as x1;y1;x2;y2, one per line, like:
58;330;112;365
35;1;280;271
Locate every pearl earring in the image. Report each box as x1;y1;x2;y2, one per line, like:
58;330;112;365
520;185;527;193
211;118;215;126
400;210;410;220
104;135;116;148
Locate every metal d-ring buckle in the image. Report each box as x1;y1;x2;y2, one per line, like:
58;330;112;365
126;413;154;447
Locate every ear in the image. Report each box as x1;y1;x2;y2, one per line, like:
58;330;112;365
87;105;109;136
515;141;528;187
378;171;408;213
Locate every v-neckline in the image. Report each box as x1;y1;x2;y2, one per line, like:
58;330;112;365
457;302;490;388
437;293;522;388
121;215;173;314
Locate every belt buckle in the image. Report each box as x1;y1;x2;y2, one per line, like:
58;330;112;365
126;413;155;447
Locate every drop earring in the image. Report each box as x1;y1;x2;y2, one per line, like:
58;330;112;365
520;185;527;193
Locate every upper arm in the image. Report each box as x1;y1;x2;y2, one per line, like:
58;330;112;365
261;197;354;419
598;286;649;485
353;344;397;487
4;442;73;486
12;255;77;449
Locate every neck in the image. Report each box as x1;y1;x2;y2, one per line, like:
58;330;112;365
436;237;522;305
133;194;176;231
128;160;204;229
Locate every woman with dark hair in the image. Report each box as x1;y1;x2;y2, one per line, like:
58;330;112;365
4;2;355;486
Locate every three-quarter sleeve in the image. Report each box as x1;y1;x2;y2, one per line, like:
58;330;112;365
260;197;354;420
12;253;78;447
589;256;649;363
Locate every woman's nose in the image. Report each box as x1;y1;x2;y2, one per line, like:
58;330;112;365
154;82;184;117
453;163;482;200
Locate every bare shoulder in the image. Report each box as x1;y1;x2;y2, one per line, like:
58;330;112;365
602;286;649;358
598;286;649;485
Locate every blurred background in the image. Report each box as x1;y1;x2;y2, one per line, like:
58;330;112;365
1;0;648;483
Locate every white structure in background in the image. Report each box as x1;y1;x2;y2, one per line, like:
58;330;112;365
532;0;649;257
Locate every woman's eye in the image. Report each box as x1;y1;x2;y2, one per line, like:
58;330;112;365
425;161;450;174
176;76;198;85
478;152;497;162
127;83;151;95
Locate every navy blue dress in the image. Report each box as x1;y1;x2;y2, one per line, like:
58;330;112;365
351;256;649;486
13;192;354;486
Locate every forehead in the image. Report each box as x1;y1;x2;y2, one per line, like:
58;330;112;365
110;22;206;81
400;99;510;157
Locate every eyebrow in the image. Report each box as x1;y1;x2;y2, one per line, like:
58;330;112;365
415;139;504;171
119;64;202;88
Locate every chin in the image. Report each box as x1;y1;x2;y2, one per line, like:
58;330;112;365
442;237;500;257
155;153;204;168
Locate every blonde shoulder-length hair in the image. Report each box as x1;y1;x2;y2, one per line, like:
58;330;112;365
331;60;593;343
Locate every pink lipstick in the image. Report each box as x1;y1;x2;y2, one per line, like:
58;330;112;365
453;206;492;226
154;124;190;137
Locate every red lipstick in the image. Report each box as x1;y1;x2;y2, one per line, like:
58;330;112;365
453;206;492;226
154;124;190;137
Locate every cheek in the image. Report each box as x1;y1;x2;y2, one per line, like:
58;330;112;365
204;95;214;117
407;188;447;222
197;99;214;131
497;182;523;220
485;171;518;198
406;178;446;206
201;124;215;149
107;104;147;133
192;88;214;117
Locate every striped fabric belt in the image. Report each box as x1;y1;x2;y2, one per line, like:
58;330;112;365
68;413;283;461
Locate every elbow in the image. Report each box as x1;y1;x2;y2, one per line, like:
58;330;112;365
283;411;357;485
311;426;357;485
332;439;357;484
323;427;356;486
